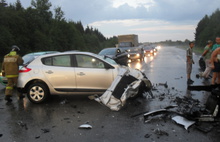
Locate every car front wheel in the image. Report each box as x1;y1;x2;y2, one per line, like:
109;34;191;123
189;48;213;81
27;83;49;103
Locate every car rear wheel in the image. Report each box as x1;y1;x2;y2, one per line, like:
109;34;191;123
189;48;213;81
27;83;49;103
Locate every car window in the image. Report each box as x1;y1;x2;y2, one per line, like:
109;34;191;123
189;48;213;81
76;55;105;68
42;55;71;67
99;48;116;55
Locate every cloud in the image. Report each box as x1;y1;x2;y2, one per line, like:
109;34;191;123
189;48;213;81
89;19;196;42
6;0;220;23
111;0;155;9
5;0;220;42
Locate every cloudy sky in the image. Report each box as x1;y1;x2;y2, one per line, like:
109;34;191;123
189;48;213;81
6;0;220;42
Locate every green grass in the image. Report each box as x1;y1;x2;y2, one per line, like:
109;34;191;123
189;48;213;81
193;47;204;55
176;45;203;55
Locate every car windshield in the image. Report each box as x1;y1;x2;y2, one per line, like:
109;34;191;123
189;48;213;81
120;47;142;53
95;54;118;65
119;47;131;52
99;48;116;55
143;46;152;50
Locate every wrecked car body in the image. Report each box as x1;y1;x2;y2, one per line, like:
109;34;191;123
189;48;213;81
94;67;152;111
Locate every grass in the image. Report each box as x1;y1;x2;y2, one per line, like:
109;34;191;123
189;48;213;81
176;45;203;55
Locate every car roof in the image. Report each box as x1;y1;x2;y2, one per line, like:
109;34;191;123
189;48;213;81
38;51;101;58
24;51;58;56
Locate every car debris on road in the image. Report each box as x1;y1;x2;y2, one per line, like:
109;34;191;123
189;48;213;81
138;83;220;132
92;67;152;111
78;124;92;129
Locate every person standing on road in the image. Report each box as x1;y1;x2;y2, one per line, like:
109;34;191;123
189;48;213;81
198;40;213;79
1;45;24;102
210;37;220;85
186;42;195;84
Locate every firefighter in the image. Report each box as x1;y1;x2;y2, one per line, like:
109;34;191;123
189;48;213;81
2;45;24;102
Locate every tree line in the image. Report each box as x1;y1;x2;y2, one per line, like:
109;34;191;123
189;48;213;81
195;9;220;47
0;0;118;61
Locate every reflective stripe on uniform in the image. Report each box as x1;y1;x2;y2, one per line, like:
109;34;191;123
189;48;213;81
6;75;18;78
6;86;13;90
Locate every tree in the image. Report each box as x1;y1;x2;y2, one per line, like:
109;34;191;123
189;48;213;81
195;9;220;47
54;6;64;21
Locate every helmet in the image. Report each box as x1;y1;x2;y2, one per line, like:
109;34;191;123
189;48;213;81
11;45;20;52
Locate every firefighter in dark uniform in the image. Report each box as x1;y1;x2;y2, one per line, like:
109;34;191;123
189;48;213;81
2;45;24;102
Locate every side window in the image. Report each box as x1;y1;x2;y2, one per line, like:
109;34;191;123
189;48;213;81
42;55;71;67
43;58;52;65
53;55;70;67
76;55;105;68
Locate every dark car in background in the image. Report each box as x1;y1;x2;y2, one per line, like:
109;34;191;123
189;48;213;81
143;46;154;57
98;47;128;66
119;47;144;62
143;45;157;57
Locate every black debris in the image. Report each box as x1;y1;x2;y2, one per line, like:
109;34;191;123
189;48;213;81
77;110;84;114
174;96;209;120
196;124;214;133
71;105;77;108
63;118;70;120
154;128;169;136
0;134;2;137
144;133;151;138
35;136;40;139
159;82;168;88
41;128;50;133
17;121;28;130
60;99;69;105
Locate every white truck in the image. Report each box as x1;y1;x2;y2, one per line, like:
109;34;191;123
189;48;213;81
117;34;144;62
118;34;139;47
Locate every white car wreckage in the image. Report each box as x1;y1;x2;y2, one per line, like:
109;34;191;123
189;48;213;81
92;67;153;111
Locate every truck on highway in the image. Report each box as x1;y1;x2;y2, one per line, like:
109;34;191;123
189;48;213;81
117;34;144;62
118;34;139;47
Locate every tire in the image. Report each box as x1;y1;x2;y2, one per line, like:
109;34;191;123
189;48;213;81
27;83;49;104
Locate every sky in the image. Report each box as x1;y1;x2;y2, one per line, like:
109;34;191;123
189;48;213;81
5;0;220;42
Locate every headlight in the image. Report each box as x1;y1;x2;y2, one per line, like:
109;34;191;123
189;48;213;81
136;53;140;57
150;50;153;53
127;54;130;58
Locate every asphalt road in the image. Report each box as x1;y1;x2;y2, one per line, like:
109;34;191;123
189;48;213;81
0;46;220;142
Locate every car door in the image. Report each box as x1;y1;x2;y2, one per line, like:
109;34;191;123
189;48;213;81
74;54;115;92
41;54;76;91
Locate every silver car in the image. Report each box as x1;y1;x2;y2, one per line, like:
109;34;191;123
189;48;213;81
17;51;120;103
